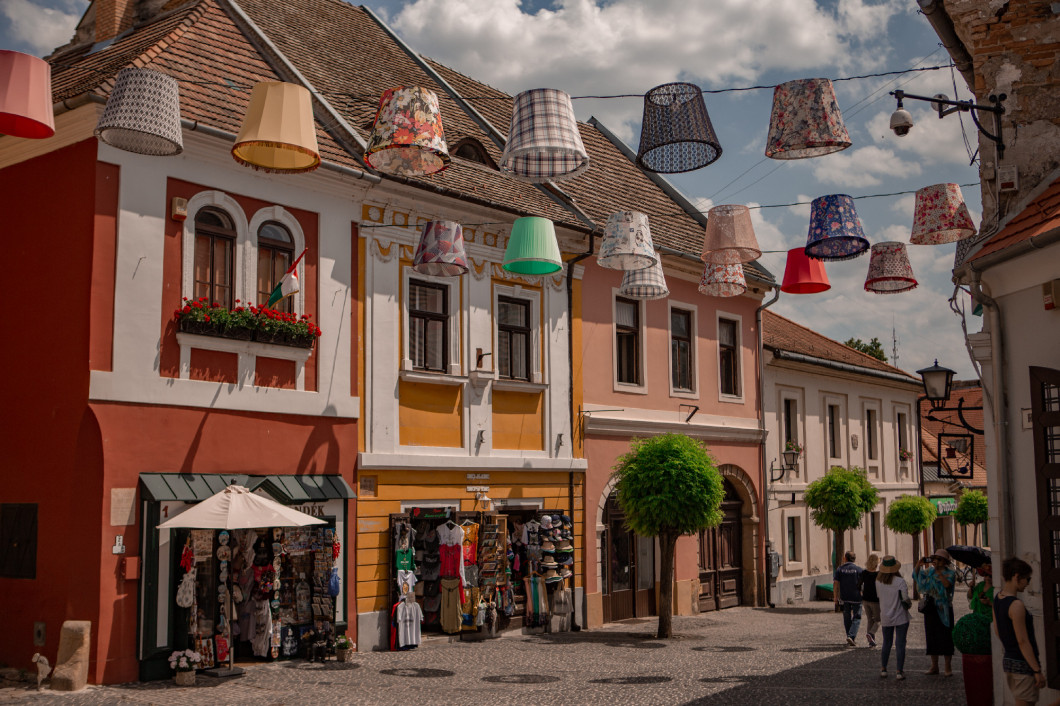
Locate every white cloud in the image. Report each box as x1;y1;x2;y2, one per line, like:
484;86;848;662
811;145;921;188
1;0;84;56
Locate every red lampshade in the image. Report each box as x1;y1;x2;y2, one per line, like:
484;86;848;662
781;247;830;294
0;50;55;139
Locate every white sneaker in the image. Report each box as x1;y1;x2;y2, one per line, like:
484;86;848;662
846;636;855;647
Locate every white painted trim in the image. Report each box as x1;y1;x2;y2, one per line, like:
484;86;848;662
398;370;467;386
612;288;647;394
399;499;460;512
582;409;764;442
247;205;306;314
358;453;587;471
822;394;847;463
176;332;311;390
402;266;463;375
667;300;699;398
181;190;251;303
492;282;542;384
492;497;545;508
716;310;745;403
493;379;548;393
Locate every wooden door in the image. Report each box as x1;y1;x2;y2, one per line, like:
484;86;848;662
698;481;744;611
603;495;635;621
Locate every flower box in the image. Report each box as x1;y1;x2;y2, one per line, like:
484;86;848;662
178;319;220;337
174;298;321;349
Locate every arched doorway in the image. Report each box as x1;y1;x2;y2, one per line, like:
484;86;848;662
601;492;655;623
698;479;744;611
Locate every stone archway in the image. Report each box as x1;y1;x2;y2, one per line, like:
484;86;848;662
716;464;761;607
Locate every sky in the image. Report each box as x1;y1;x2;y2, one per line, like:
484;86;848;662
2;0;984;378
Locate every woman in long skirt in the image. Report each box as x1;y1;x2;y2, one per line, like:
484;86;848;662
914;548;956;676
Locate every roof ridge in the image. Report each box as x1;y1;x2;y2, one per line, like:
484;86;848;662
763;309;914;377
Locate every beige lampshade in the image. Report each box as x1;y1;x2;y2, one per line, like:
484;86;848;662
701;205;761;264
232;82;320;174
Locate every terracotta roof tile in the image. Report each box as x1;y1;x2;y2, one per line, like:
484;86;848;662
969;175;1060;262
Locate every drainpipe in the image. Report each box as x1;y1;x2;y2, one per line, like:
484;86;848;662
917;0;975;90
756;287;780;607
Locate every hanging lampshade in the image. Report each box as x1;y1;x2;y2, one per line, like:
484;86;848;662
503;217;563;275
636;82;721;173
765;78;851;160
94;68;183;156
701;204;761;264
412;220;468;277
499;88;588;182
619;259;669;300
0;50;55;139
597;211;658;271
232;82;320;174
698;263;746;298
781;247;831;294
865;241;918;294
910;183;977;244
805;194;869;261
364;86;450;177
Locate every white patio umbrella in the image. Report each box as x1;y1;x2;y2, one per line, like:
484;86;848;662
159;483;325;677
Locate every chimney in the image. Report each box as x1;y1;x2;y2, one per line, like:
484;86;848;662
95;0;137;43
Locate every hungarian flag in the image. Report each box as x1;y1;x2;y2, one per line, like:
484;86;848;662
267;248;307;308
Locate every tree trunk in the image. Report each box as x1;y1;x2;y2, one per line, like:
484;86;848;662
834;529;846;567
657;531;679;639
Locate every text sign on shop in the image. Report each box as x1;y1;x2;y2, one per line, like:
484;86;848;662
467;474;490;480
467;486;489;493
291;503;327;518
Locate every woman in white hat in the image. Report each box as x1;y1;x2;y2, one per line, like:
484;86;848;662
875;555;911;680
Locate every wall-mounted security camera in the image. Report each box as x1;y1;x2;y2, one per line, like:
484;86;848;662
890;107;914;136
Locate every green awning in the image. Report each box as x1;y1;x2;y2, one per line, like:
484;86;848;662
139;473;355;503
930;497;957;516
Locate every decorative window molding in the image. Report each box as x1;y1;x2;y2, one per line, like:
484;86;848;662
401;266;462;375
782;510;804;570
182;190;250;303
612;288;646;394
668;301;698;399
248;205;306;313
492;283;542;384
824;395;846;461
175;332;311;390
716;311;744;403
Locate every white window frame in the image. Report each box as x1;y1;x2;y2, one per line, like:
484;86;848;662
667;301;698;398
716;312;744;403
862;399;882;477
247;205;306;314
493;283;542;384
895;407;912;475
824;395;846;462
870;509;882;552
780;390;803;478
402;266;462;375
612;288;647;394
782;510;804;570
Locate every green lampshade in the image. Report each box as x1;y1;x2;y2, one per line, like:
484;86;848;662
502;217;563;275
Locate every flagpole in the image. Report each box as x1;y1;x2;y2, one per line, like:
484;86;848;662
287;248;308;275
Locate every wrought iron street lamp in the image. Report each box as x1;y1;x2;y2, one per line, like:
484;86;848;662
917;359;956;409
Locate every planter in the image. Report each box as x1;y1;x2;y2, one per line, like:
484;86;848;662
254;330;315;348
179;319;220;336
173;670;196;686
335;647;353;662
961;653;993;706
220;325;255;341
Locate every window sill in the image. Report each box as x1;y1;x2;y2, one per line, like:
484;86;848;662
613;382;648;395
669;388;699;400
783;561;805;572
398;370;466;386
718;393;745;405
493;379;548;392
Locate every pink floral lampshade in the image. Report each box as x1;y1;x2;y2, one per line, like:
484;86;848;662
698;263;746;298
765;78;851;160
365;86;450;177
910;183;976;244
701;205;761;264
864;241;918;294
597;211;657;271
413;220;468;276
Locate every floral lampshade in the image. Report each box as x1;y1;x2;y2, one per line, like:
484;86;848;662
619;259;669;300
701;204;761;264
780;247;830;294
910;183;976;244
232;82;320;174
365;86;450;177
500;89;589;182
413;220;468;277
864;241;918;294
765;78;851;160
0;50;55;139
503;217;563;275
805;194;869;261
636;82;721;173
95;68;183;156
597;211;657;271
698;263;746;298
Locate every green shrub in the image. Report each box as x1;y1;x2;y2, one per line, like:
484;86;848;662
953;613;992;655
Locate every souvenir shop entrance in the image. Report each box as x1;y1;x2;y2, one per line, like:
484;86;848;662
698;480;744;612
601;493;655;623
387;505;575;648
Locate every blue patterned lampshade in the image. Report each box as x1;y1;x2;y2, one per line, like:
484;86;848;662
503;217;563;275
619;259;669;300
597;211;657;271
805;194;869;261
413;220;468;277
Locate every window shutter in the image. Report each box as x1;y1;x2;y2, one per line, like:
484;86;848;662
0;504;37;579
1033;366;1060;687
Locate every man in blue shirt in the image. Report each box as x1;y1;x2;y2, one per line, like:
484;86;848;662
834;551;864;646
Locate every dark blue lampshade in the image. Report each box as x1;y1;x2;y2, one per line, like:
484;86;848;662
804;194;869;261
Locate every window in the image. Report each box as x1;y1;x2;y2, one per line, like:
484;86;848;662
828;404;840;458
408;280;448;372
670;308;693;391
193;207;235;308
786;516;797;561
0;503;37;579
615;297;640;385
257;221;294;313
719;318;739;396
497;296;531;381
783;398;798;447
897;411;909;454
867;408;879;460
870;511;881;551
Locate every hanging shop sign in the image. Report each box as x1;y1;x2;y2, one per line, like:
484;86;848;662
930;497;957;516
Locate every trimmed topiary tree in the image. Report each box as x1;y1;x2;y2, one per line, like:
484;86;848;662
885;494;937;565
954;612;994;706
803;466;879;562
955;489;989;546
612;433;725;639
953;613;992;655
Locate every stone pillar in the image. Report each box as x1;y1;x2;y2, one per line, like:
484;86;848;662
50;621;91;691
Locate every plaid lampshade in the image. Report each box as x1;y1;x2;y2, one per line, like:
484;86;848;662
805;194;869;261
910;183;976;244
619;259;669;300
637;82;721;173
232;82;320;174
0;50;54;139
698;263;746;298
701;205;761;264
864;241;918;294
503;217;563;275
781;247;830;294
765;78;851;160
365;87;450;177
413;220;468;277
597;211;658;271
500;89;589;182
95;68;183;156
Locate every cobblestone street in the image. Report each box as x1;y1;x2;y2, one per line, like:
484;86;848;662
3;597;971;705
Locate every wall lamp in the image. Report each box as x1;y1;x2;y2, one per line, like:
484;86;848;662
768;448;801;483
889;89;1006;159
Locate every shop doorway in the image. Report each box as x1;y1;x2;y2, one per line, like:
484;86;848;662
698;479;743;612
602;493;655;622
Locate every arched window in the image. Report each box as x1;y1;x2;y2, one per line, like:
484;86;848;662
257;220;294;312
452;138;495;168
193;207;236;308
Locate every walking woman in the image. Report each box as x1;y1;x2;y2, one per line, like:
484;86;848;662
876;555;911;680
860;554;881;647
914;548;957;676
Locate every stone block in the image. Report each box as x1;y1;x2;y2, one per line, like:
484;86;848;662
50;621;91;692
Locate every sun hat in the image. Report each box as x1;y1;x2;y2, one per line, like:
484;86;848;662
559;567;572;579
539;558;558;570
543;569;562;582
540;515;553;529
558;554;574;566
551;514;562;526
540;540;556;553
931;548;952;563
555;540;573;552
879;555;901;574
